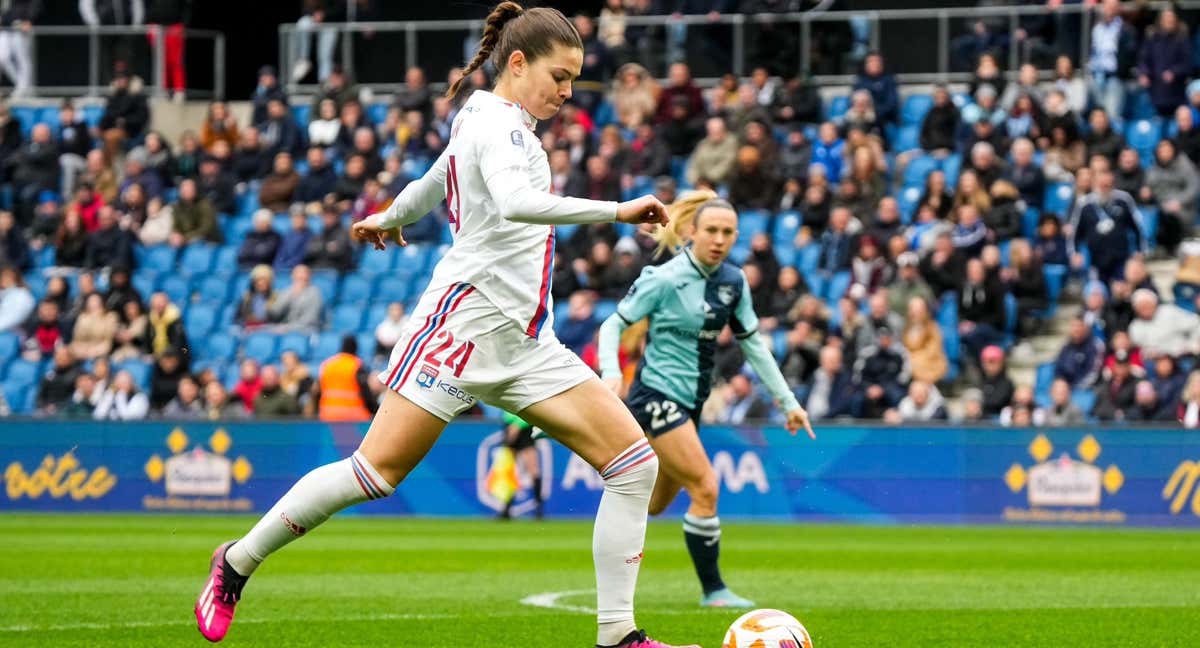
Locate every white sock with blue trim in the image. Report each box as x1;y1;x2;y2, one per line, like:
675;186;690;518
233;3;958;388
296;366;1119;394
594;438;658;646
225;451;394;576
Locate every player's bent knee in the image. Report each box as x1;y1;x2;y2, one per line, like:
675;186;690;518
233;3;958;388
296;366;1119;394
601;447;658;495
689;472;720;509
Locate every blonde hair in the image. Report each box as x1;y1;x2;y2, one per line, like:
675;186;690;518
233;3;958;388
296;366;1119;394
650;190;734;258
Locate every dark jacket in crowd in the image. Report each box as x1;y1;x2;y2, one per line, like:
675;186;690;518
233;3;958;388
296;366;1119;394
1069;189;1143;277
1137;28;1194;115
919;102;960;151
238;229;282;269
99;87;150;138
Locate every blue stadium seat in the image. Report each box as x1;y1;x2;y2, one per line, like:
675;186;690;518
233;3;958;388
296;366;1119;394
32;245;55;269
1003;293;1017;336
396;245;430;273
595;300;618;322
940;153;962;188
897;186;922;222
185;303;218;338
212;246;239;277
358;247;395;275
117;361;152;392
738;209;769;238
134;245;177;273
2;381;29;414
773;243;797;267
222;364;242;389
901;94;933;125
338;274;371;304
1043;183;1074;216
1126;118;1162;161
1034;362;1056;406
1044;264;1068;305
312;332;342;361
159;275;191;306
826;95;850;120
356;332;378;360
310;271;340;305
0;332;19;367
772;211;802;242
1174;282;1199;312
1021;207;1041;239
80;105;103;128
195;275;231;304
12;106;38;137
903;155;938;188
1071;388;1097;415
371;274;409;305
367;303;390;330
242;332;279;364
38;106;60;129
291;104;311;127
205;332;238;361
331;304;365;332
132;269;158;302
1125;90;1156;120
797;244;821;275
824;271;851;303
277;332;311;359
219;304;237;329
191;359;226;380
1139;207;1159;248
178;244;216;277
367;102;390;125
893;125;920;152
5;359;43;386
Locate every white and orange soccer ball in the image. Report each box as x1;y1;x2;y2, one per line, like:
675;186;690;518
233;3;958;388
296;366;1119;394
722;608;813;648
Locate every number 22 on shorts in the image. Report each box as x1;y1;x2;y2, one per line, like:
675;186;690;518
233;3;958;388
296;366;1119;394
644;399;683;431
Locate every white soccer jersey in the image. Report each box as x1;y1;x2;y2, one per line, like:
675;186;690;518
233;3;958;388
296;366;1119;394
379;90;617;338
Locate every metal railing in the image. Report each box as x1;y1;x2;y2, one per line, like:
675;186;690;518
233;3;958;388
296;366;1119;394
0;25;225;99
280;1;1200;94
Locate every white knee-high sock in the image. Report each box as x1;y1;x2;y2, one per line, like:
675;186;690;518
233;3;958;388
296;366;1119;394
225;451;394;576
594;438;658;646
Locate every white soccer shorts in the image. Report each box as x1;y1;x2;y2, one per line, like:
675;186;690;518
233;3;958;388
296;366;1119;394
378;281;595;421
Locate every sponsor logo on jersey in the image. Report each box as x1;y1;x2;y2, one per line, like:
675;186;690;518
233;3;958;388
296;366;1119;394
717;285;736;305
436;379;476;405
510;130;524;147
416;365;439;389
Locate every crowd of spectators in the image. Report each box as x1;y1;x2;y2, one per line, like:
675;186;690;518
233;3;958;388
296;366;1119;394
1;1;1200;425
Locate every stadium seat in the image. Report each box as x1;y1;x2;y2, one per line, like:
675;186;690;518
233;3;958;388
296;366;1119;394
1140;207;1159;248
1003;293;1017;337
205;332;238;361
185;302;219;337
134;245;177;273
12;106;38;137
371;274;409;305
739;209;770;238
824;271;851;303
178;244;217;276
291;104;310;127
1071;388;1097;415
213;246;239;277
940;153;962;189
310;271;340;305
903;155;938;188
338;274;371;304
5;359;43;386
1125;90;1156;120
32;245;55;269
893;125;920;152
117;361;152;392
1127;118;1162;162
312;332;342;361
159;275;191;306
242;332;279;364
901;94;933;125
222;363;242;389
1021;207;1041;239
1043;183;1074;216
773;243;797;267
1174;283;1199;312
367;303;390;330
195;275;231;304
1044;264;1068;305
594;300;618;322
332;304;365;332
2;381;29;414
826;95;850;120
80;105;103;128
797;244;821;275
278;332;312;359
0;332;19;367
396;244;430;273
772;211;801;242
367;102;390;125
132;269;158;302
356;332;378;360
359;247;395;275
897;186;922;222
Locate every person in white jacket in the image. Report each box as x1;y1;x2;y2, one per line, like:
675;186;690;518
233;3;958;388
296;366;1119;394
1129;289;1200;358
92;370;149;420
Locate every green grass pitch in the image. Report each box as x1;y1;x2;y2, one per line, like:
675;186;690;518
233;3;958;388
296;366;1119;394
1;513;1198;647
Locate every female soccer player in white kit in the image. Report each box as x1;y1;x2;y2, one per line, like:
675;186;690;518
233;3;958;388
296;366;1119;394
193;4;698;647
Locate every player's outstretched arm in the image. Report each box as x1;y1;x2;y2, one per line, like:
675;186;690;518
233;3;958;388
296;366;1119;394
351;148;451;249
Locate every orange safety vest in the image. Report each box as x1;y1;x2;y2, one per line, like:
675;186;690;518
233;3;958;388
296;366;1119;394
318;353;372;421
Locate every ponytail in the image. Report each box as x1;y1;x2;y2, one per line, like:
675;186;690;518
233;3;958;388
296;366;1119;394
650;190;735;259
447;1;581;99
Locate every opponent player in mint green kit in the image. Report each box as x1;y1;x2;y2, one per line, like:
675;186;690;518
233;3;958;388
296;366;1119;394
598;191;815;609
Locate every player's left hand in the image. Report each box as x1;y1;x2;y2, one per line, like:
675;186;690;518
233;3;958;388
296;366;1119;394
616;195;669;226
785;407;815;439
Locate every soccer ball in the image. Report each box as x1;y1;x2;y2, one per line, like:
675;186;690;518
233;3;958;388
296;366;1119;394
722;608;813;648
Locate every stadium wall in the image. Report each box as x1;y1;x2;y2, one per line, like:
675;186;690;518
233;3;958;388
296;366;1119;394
2;421;1198;527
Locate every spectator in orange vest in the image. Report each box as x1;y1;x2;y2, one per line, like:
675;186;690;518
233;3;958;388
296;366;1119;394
314;336;375;421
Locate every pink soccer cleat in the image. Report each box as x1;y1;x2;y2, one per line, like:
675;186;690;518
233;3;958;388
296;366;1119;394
598;630;702;648
194;541;249;642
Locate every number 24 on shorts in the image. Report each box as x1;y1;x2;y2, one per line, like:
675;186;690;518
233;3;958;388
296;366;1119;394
423;330;475;378
644;400;683;431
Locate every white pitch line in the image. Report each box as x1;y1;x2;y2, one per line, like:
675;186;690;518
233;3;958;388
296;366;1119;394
519;589;597;614
0;612;455;634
